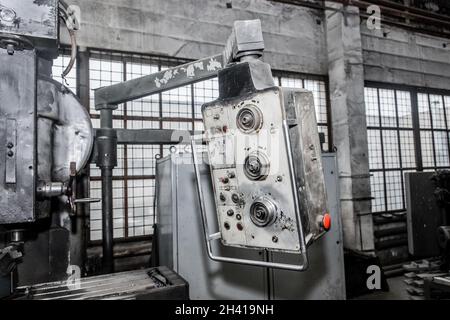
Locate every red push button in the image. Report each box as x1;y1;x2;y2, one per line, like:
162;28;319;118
322;213;331;231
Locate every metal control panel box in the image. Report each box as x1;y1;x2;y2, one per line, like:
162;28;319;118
203;88;301;252
202;86;328;253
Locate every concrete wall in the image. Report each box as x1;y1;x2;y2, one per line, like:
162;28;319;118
362;24;450;90
63;0;327;75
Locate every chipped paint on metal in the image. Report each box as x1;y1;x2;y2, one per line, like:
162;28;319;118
154;69;174;88
155;60;215;87
207;58;222;71
181;61;206;78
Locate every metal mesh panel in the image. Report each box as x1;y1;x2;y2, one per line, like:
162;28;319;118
385;171;403;211
370;171;385;212
365;87;416;213
365;88;379;127
88;52;171;241
379;89;397;127
399;131;416;168
418;93;432;129
367;130;383;170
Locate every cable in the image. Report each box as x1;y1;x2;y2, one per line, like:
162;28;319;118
58;0;79;83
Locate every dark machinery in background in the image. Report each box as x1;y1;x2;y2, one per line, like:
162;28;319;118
405;171;450;299
405;171;450;269
431;171;450;270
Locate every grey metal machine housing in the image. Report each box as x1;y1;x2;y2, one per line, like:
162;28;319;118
156;152;345;299
192;58;329;270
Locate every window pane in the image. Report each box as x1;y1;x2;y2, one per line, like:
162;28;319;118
89;56;125;118
379;89;396;127
193;79;219;119
430;94;446;129
371;172;385;212
161;86;192;118
126;62;160;118
385;171;403;211
365;87;379;127
445;96;450;129
127;145;160;176
396;91;413;128
434;131;450;167
127;179;155;237
280;77;303;89
367;129;383;169
399;131;416;168
418;93;431;129
304;79;328;124
382;130;400;169
421;131;435;167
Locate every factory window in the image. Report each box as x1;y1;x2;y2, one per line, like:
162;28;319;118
366;85;450;214
417;93;450;169
52;49;331;242
365;87;417;213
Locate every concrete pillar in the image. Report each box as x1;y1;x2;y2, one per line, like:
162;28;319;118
325;2;374;252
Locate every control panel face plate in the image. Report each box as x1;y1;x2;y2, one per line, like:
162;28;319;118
203;88;301;253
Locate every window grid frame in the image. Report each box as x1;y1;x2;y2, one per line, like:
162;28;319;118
366;81;450;215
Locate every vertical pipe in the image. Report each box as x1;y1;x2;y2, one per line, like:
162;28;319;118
96;106;117;274
101;166;114;273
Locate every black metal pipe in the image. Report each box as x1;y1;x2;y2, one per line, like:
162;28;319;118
101;167;114;273
96;105;118;274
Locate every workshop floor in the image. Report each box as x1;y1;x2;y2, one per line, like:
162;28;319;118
355;276;409;300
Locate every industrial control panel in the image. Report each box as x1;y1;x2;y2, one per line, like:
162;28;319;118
203;88;305;253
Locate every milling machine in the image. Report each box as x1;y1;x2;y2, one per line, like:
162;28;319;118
0;0;341;300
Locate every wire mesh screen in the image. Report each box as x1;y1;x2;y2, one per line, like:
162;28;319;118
365;87;417;213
